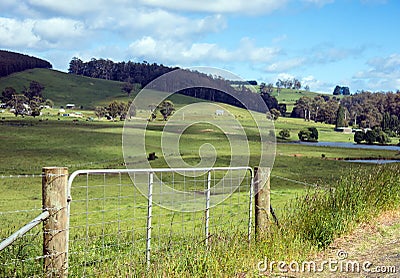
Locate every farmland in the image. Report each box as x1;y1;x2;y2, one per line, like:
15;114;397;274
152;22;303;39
1;107;399;276
0;69;400;276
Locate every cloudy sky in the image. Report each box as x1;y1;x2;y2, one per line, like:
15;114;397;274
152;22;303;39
0;0;399;93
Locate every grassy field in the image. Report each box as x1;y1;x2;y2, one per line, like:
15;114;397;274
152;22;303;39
0;89;399;276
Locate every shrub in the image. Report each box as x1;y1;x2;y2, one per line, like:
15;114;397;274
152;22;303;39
298;127;318;142
354;130;365;144
279;129;290;139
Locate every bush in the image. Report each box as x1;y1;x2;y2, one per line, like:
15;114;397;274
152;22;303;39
354;130;365;144
298;127;318;142
361;127;391;145
279;129;290;139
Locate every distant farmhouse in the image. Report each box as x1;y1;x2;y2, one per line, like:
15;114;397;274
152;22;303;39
66;104;75;109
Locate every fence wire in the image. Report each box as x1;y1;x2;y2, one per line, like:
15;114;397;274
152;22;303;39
67;167;253;276
0;167;323;277
0;175;46;278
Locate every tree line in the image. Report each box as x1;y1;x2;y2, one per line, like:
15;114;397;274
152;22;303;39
68;58;176;86
291;91;400;142
70;58;282;113
0;50;52;77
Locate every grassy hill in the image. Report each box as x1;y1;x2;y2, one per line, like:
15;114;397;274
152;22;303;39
0;68;129;109
0;68;201;109
1;69;329;111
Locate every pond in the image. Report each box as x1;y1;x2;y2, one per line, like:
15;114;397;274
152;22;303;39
285;141;400;151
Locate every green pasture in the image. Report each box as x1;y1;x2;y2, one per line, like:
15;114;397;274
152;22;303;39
0;101;399;276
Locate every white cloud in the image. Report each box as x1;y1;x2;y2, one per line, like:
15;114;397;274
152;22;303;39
265;58;306;72
301;75;332;93
352;54;400;91
0;17;88;49
27;0;108;15
0;18;40;48
128;36;280;65
32;18;86;44
116;11;226;40
139;0;288;14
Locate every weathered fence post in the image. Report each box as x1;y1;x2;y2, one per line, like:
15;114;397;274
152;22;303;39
254;167;270;237
42;167;69;277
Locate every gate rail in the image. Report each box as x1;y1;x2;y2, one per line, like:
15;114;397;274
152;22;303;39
67;167;254;268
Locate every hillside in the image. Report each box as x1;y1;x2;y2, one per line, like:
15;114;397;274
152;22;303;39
0;68;208;109
0;68;325;110
0;68;126;108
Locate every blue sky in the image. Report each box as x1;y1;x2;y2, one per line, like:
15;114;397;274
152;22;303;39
0;0;399;93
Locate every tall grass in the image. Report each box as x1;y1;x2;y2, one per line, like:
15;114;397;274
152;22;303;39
284;163;400;249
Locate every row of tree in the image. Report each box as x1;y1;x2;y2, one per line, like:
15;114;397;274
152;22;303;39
1;81;52;117
259;78;310;96
291;91;400;139
291;95;340;124
94;101;135;121
0;50;52;77
71;58;283;114
354;127;391;145
339;91;400;129
94;99;176;121
69;58;176;86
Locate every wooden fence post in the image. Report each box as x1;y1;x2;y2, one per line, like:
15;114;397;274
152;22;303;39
42;167;69;277
254;167;270;237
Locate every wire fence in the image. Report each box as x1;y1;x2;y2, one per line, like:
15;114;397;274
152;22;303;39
0;175;46;277
67;167;253;276
0;166;319;277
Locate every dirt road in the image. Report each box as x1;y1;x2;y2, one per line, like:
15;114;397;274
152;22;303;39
274;210;400;278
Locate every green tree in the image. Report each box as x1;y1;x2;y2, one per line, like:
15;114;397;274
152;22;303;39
29;96;43;117
279;129;290;139
24;81;44;100
298;127;318;142
1;87;16;103
354;131;365;144
107;101;121;119
44;99;54;108
373;127;391;144
157;100;175;121
8;94;28;116
95;106;107;119
381;112;391;131
365;130;376;144
266;108;280;120
122;82;135;97
308;127;318;141
335;105;347;128
298;129;311;141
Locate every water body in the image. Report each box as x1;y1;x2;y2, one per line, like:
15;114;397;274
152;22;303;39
286;141;400;151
